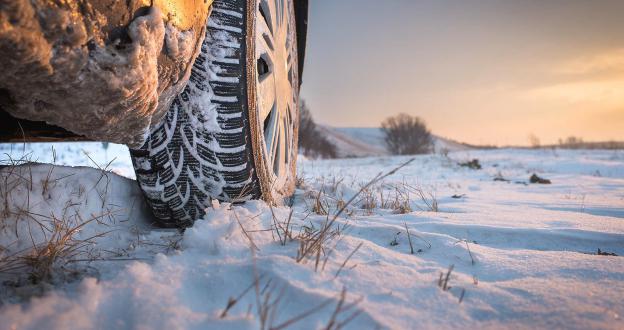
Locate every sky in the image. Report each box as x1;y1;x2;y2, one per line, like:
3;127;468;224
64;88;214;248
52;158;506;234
298;0;624;146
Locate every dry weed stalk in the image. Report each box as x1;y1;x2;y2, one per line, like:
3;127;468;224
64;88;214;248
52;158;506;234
295;174;306;189
323;287;364;330
438;264;454;291
404;222;414;254
437;264;468;304
220;274;266;318
455;239;476;265
404;183;438;212
392;183;413;214
334;242;363;279
269;205;295;246
232;209;260;251
295;158;415;268
82;150;116;214
227;260;362;330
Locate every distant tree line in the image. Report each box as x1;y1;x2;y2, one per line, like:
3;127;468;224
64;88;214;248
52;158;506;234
298;101;337;158
528;135;624;150
556;136;624;150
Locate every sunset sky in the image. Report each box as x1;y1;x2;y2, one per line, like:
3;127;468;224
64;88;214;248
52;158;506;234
299;0;624;146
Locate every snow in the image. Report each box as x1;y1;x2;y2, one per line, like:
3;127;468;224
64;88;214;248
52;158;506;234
0;142;135;179
1;146;623;329
165;22;196;60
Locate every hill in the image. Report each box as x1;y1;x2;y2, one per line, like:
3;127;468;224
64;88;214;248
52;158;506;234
317;126;472;158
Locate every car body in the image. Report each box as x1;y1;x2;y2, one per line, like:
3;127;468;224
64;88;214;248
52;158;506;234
0;0;307;148
0;0;308;226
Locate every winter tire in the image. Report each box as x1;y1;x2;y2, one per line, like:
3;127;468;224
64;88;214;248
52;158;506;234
131;0;300;227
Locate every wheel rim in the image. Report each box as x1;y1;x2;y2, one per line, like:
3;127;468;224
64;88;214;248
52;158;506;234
255;0;298;189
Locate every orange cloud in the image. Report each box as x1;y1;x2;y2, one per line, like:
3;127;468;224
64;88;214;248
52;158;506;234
525;49;624;106
555;48;624;75
528;79;624;106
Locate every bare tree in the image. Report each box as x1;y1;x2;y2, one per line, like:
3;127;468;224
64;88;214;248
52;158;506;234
528;134;541;149
381;113;433;155
298;100;337;158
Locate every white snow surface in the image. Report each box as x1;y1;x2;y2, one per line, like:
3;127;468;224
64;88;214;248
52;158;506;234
0;147;623;329
0;142;135;179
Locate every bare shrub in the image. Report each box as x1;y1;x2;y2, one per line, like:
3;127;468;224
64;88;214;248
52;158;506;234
381;113;433;155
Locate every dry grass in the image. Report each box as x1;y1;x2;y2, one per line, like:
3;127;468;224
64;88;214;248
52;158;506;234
0;149;118;285
217;159;415;326
0;208;113;283
295;159;415;269
295;173;307;189
379;181;413;214
311;189;329;216
220;268;363;329
0;218;107;283
358;186;377;215
350;181;414;215
295;218;342;269
407;183;439;212
302;176;352;217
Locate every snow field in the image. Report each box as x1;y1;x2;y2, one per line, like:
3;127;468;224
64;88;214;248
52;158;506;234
0;147;623;329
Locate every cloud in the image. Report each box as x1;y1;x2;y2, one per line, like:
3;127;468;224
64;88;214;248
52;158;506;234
554;48;624;76
526;78;624;106
524;49;624;106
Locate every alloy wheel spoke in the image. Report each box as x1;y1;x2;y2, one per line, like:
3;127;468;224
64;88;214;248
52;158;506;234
269;110;281;165
256;6;276;55
267;0;279;34
274;0;282;32
279;0;288;37
257;73;275;122
256;0;297;183
264;102;278;159
282;106;291;164
275;111;287;173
